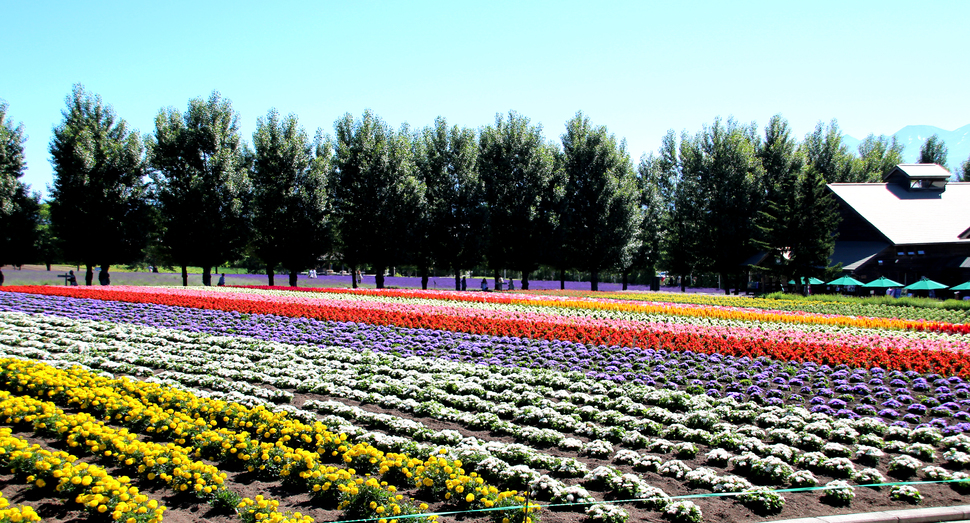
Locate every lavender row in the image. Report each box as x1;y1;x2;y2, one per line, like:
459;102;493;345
2;290;969;432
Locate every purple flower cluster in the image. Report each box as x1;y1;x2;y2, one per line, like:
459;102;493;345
3;290;970;433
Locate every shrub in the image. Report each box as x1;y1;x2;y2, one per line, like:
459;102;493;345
738;487;785;515
789;470;818;488
585;503;628;523
888;455;923;479
820;480;855;506
889;485;923;504
663;501;703;523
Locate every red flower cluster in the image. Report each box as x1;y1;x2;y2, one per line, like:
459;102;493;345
3;286;967;377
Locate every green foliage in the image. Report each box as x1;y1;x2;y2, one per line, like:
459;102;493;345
333;110;424;289
251;109;332;287
148;91;251;286
630;151;665;279
918;134;948;169
754;115;803;286
413;117;485;290
786;164;839;288
48;84;151;281
561;112;641;290
658;131;701;290
479;111;560;289
959;153;970;182
803;120;860;183
0;99;41;267
857;134;904;181
680;117;764;292
0;99;27;215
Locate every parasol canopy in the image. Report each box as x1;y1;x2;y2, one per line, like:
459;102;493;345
827;275;864;286
788;277;824;285
950;280;970;291
903;277;948;291
862;276;904;288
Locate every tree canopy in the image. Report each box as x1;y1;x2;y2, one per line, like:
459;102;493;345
918;134;949;169
413;117;484;290
333;110;424;289
48;84;150;284
479;111;560;289
0;100;39;268
148;91;251;286
251;109;332;287
560;112;640;291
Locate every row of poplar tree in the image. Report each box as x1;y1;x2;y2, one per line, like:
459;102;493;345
0;84;964;292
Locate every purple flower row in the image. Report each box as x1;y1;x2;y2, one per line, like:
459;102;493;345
2;290;969;434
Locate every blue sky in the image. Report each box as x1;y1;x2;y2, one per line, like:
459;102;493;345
3;0;968;198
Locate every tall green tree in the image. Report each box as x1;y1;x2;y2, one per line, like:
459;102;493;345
560;112;640;291
0;100;40;270
918;134;949;169
627;153;666;289
333;110;424;289
479;111;559;290
414;117;484;290
682;117;764;294
787;164;840;290
658;131;701;292
754;115;802;288
251;109;332;287
959;154;970;182
148;91;251;286
857;134;904;181
48;84;150;285
803;120;860;183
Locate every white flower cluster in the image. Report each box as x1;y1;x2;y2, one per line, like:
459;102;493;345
585;503;629;523
664;500;702;523
659;459;692;479
581;439;615;458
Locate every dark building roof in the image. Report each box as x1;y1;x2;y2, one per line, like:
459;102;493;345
828;180;970;246
825;164;970;281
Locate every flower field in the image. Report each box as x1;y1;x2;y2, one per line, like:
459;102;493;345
1;286;969;523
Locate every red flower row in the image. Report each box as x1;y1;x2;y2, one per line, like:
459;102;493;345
4;285;967;377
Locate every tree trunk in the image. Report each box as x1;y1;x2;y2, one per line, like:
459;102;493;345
591;270;600;292
45;263;51;271
181;265;188;287
522;271;530;290
202;266;212;286
622;271;629;291
351;266;358;289
85;265;94;286
288;270;298;287
421;266;429;290
559;268;565;290
100;264;110;286
266;265;275;287
375;266;385;289
454;269;461;291
680;275;686;293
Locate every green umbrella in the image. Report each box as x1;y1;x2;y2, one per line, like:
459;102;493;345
827;275;864;286
788;277;824;285
951;281;970;291
904;277;948;291
862;276;904;288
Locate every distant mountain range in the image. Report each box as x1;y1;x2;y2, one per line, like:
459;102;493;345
843;124;970;174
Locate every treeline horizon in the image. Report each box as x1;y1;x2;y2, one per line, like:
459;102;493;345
1;85;967;292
